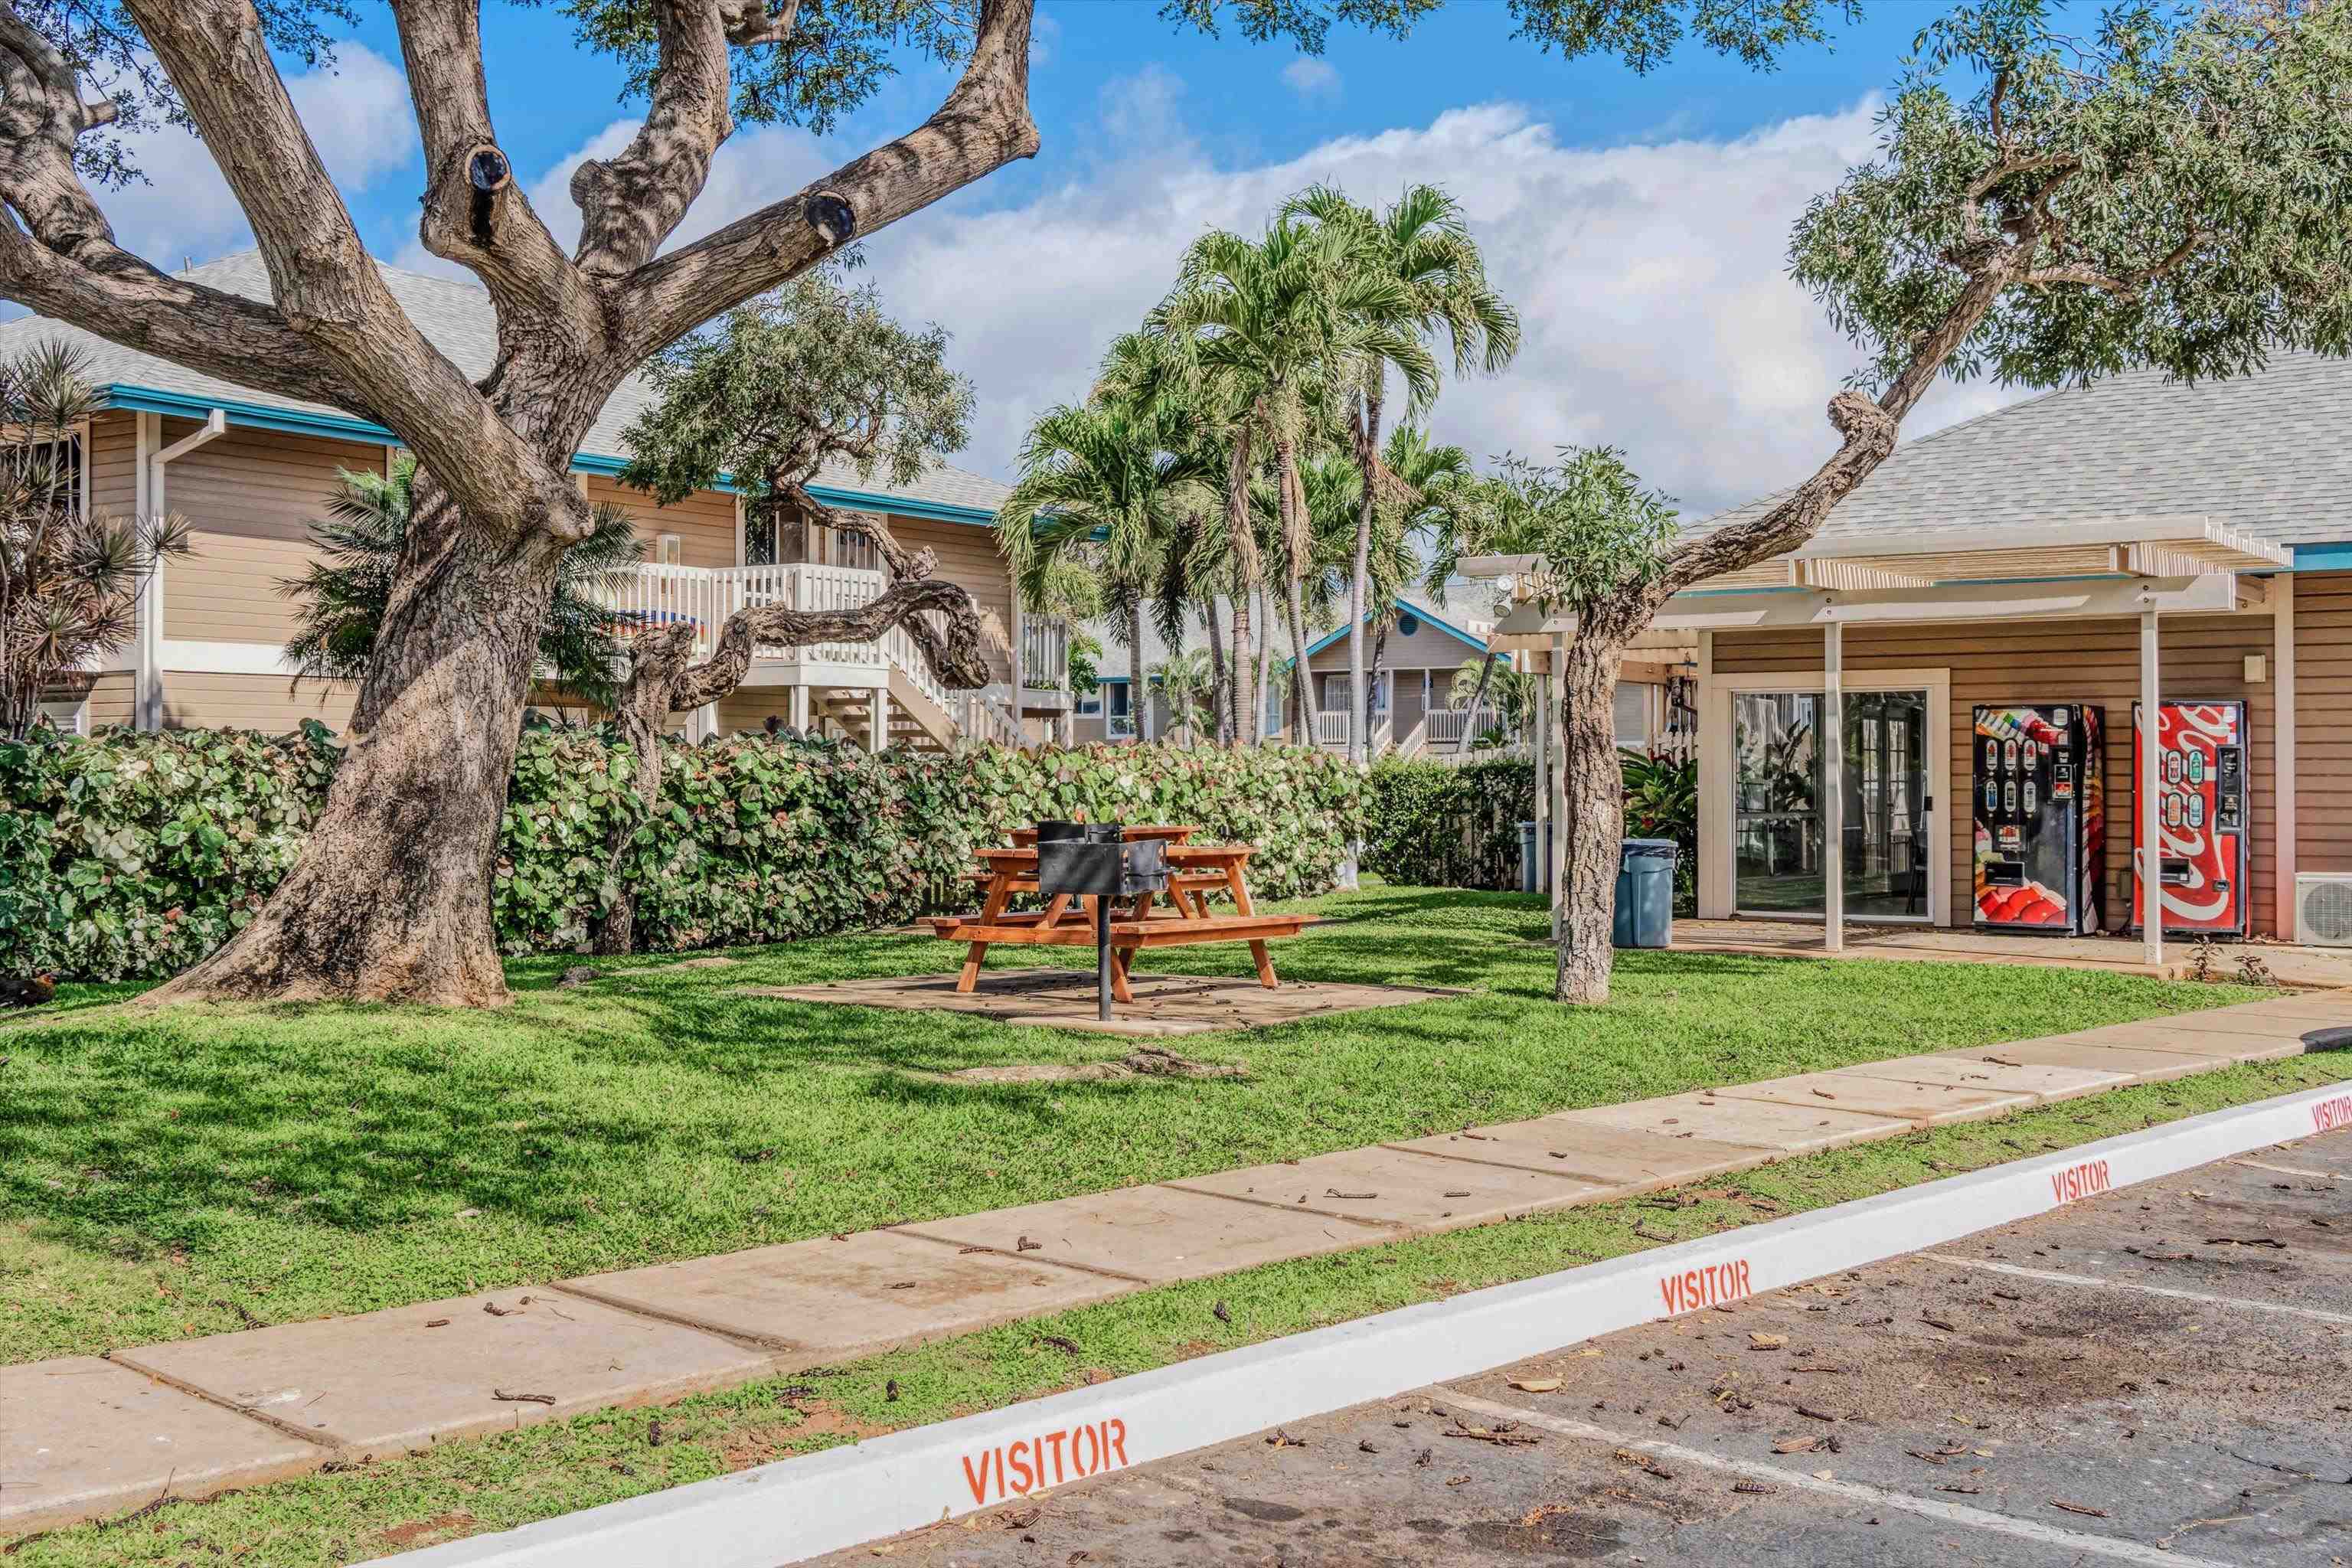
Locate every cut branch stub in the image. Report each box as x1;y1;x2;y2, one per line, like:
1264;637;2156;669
805;191;857;247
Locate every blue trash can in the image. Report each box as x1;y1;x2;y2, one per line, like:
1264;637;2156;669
1517;820;1554;893
1613;838;1679;949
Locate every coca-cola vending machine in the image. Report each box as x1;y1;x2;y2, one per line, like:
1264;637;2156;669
1972;704;2106;935
2131;700;2249;938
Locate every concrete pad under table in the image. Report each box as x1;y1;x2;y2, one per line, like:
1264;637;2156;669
562;1230;1133;1358
0;1356;322;1538
736;970;1458;1037
1828;1051;2138;1102
1710;1067;2038;1126
1923;1037;2228;1083
897;1184;1398;1285
1164;1145;1613;1233
1545;1089;1914;1155
1384;1120;1766;1194
2056;1019;2308;1063
111;1289;773;1455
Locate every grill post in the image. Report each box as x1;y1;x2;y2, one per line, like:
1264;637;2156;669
1095;895;1112;1021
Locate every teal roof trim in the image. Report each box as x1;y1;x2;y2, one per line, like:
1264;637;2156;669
1300;605;1487;660
100;383;1000;528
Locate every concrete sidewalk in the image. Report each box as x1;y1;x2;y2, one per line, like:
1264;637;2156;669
5;990;2348;1540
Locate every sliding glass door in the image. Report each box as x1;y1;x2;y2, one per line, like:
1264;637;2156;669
1733;688;1932;920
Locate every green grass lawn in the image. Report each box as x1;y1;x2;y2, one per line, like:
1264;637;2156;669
11;1050;2345;1567
0;884;2265;1367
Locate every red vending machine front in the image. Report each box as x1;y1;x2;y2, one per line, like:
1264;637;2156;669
2131;699;2249;938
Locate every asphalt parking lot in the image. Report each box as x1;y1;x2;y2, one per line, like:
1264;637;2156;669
823;1128;2352;1567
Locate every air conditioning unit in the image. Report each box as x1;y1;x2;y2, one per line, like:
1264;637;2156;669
2295;874;2352;947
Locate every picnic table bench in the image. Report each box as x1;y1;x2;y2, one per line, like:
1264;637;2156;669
926;826;1311;1004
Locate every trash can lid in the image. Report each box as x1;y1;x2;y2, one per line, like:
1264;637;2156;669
1622;838;1680;858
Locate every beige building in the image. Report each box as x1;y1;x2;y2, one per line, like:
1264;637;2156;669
1490;349;2352;950
20;253;1071;750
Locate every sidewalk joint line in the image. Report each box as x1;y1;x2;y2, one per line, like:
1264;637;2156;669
1372;1139;1775;1188
1922;1256;2352;1327
1703;1085;1922;1124
1432;1389;2238;1568
1155;1182;1419;1229
101;1351;346;1452
531;1285;803;1355
886;1230;1155;1285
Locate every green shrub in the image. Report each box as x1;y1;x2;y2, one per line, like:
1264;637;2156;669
0;726;1364;982
1363;750;1698;910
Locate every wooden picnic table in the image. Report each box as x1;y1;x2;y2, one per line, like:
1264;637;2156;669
925;833;1311;1004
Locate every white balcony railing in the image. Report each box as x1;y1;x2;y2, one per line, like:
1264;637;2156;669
1021;616;1068;690
1423;706;1510;748
601;562;1021;745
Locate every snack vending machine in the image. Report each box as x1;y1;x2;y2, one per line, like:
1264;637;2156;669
2131;700;2249;938
1972;704;2106;934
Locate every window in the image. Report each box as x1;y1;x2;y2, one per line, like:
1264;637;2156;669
655;533;683;566
1104;681;1135;739
1076;689;1102;717
1614;682;1653;749
14;429;83;520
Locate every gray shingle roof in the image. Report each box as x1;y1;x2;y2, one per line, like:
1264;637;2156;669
1689;348;2352;552
0;250;1011;517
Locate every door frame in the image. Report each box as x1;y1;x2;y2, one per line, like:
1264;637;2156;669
1699;665;1952;926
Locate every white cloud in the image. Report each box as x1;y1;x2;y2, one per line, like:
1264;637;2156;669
419;74;2027;523
1282;57;1341;99
101;44;415;272
832;85;2027;519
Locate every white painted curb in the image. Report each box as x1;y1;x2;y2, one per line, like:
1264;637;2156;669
360;1080;2352;1568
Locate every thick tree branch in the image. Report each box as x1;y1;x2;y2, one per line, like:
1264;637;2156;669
392;0;594;344
1655;247;2026;602
0;5;371;410
2025;227;2202;297
616;0;1039;361
571;0;740;276
126;0;590;545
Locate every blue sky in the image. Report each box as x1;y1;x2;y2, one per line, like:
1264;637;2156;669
95;2;2027;516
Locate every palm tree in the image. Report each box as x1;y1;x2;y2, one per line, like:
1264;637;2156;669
1357;426;1475;740
0;343;191;740
1148;646;1213;744
1254;449;1357;737
281;454;641;710
1154;217;1377;745
1450;655;1532;742
997;398;1212;745
1284;184;1520;763
1093;330;1258;742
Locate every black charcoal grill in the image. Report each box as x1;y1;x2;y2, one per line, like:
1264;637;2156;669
1033;823;1171;1019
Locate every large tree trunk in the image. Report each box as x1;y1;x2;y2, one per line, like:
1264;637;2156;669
1274;434;1313;742
1221;426;1262;743
1128;597;1147;744
1457;654;1497;755
147;496;564;1004
1554;632;1628;1004
1203;604;1231;745
1346;387;1382;764
1364;618;1389;743
1254;589;1275;742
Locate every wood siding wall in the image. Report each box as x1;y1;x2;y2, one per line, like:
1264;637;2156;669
2295;571;2352;882
586;475;737;568
161;673;357;733
88;410;136;521
162;420;390;645
890;515;1012;639
1712;612;2280;934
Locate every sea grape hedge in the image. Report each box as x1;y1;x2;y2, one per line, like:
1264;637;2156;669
0;724;1364;982
1361;753;1698;908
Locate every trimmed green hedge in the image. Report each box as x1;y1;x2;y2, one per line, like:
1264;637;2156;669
0;725;1364;982
1362;753;1698;909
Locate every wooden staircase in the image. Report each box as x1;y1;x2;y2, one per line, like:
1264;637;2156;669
808;671;1021;753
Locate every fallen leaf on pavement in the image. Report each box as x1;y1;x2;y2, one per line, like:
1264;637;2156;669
1509;1378;1563;1393
1747;1334;1786;1350
2052;1501;2109;1518
1772;1437;1820;1455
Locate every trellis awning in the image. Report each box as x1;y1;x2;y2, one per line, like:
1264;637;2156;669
1466;514;2289;639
